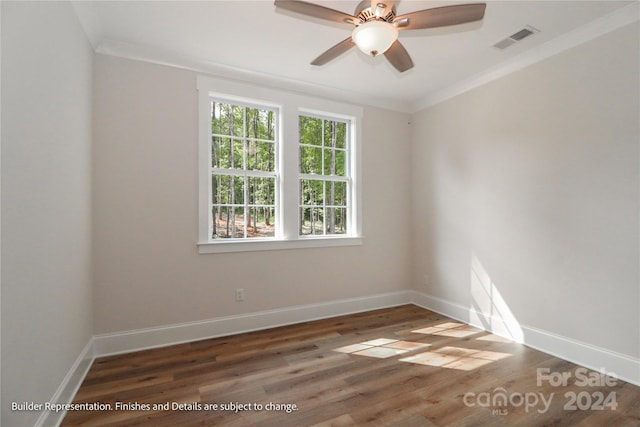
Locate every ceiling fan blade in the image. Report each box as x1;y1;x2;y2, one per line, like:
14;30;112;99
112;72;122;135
384;40;413;72
311;37;355;66
275;0;358;25
394;3;486;30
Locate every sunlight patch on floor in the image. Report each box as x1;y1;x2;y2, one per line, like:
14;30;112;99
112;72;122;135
399;346;512;370
332;328;512;370
412;322;481;338
333;339;431;359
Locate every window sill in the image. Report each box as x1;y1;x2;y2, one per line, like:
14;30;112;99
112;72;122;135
197;236;363;254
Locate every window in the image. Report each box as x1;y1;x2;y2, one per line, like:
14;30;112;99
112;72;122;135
210;100;277;239
197;76;362;253
299;114;350;236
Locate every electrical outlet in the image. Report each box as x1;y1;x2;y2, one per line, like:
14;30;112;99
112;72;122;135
235;288;245;302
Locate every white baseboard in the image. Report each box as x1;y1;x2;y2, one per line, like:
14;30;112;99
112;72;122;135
41;289;638;427
30;291;410;427
93;289;639;385
409;290;640;387
410;290;472;328
93;291;412;357
35;338;95;427
36;288;640;427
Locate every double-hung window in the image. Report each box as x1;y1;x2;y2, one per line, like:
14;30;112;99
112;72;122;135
210;100;277;239
299;114;350;236
197;76;362;253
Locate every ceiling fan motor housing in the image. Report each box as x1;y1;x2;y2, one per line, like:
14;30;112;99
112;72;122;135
354;0;396;24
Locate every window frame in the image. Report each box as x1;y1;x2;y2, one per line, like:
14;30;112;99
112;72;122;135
298;110;352;238
197;76;363;254
209;97;279;240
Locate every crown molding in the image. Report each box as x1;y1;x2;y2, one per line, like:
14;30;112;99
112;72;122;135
91;1;637;114
95;39;414;113
410;1;640;112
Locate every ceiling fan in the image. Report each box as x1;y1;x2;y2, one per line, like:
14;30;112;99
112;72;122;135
274;0;486;72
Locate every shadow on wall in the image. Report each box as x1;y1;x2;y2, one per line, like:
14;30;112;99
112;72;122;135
470;253;524;343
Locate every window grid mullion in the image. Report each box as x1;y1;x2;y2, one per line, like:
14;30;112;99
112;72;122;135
213;169;277;179
321;119;326;178
212;134;275;144
300;143;345;151
243;107;248;238
298;174;348;183
322;181;326;236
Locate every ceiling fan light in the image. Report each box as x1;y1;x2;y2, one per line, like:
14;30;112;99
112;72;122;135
352;20;398;57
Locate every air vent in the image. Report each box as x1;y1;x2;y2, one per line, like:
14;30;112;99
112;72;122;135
493;25;539;50
493;38;516;50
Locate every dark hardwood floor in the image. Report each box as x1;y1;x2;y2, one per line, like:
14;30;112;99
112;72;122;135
62;305;639;426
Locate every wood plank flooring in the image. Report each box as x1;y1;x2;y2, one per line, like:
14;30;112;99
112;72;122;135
62;305;639;426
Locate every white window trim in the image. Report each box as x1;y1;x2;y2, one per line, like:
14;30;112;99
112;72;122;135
197;75;363;254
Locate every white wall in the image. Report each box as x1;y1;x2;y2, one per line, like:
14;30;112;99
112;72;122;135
410;23;639;358
1;2;94;426
92;54;412;334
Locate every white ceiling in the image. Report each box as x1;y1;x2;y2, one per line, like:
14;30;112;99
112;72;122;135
71;0;637;112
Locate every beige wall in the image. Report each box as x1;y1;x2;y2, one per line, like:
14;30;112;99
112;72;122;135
410;23;639;357
1;2;94;425
3;4;638;423
92;54;412;334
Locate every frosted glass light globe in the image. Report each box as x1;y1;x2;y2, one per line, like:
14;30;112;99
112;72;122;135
352;20;398;57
